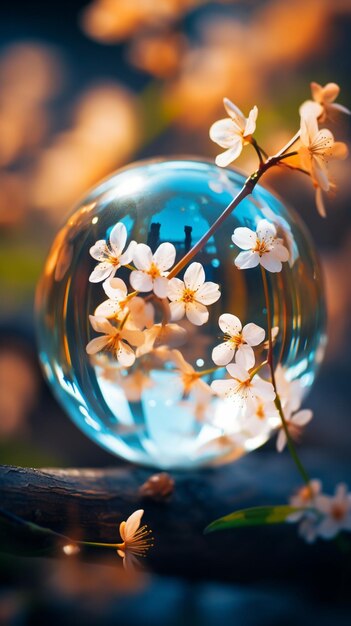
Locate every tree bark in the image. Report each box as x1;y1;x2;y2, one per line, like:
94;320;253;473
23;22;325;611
0;461;349;584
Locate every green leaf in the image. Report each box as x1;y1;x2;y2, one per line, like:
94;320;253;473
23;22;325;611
204;505;303;534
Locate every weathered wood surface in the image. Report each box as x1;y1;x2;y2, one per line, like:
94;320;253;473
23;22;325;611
1;456;349;584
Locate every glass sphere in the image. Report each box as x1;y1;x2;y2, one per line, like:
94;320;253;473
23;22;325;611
36;158;326;469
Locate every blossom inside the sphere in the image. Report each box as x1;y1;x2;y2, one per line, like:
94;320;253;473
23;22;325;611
167;261;220;326
212;313;265;369
209;97;258;167
130;242;176;298
89;221;136;282
211;362;275;412
232;219;289;273
86;315;144;367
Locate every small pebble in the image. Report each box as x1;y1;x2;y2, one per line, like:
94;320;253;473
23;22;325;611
139;472;175;500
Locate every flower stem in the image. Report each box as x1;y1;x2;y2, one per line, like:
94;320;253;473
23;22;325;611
260;266;311;487
79;540;122;549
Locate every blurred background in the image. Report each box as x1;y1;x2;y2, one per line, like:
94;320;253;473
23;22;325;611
0;0;351;624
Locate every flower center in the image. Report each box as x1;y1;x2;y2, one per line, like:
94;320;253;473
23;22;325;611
147;262;161;280
256;403;265;420
182;371;200;392
108;332;121;352
331;503;346;522
253;237;271;256
108;253;120;266
182;288;196;304
124;525;154;557
228;333;244;348
298;485;313;503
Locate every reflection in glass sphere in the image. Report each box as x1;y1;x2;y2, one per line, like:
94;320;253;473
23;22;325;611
36;158;326;469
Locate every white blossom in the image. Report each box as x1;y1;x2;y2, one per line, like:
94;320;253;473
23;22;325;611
276;409;313;453
232;219;289;273
168;262;220;326
244;398;280;439
212;313;265;369
300;81;350;123
209;98;258;167
314;484;351;540
89;222;136;282
86;315;144;367
136;323;187;358
117;509;153;572
298;111;348;217
130;242;176;298
211;363;275;412
95;278;154;330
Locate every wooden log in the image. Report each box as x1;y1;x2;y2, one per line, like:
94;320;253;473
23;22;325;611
0;460;349;585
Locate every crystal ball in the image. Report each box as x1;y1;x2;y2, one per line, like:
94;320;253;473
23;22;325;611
36;158;326;469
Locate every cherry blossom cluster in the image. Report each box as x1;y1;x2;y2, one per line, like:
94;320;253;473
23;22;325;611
86;220;221;367
289;481;351;543
86;210;314;452
210;81;349;217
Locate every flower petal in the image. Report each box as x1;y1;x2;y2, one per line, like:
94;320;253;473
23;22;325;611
276;429;287;452
218;313;242;336
117;341;136;367
252;376;275;401
311;156;329;191
256;219;277;241
103;277;128;299
212;342;234;366
321;82;340;103
226;362;249;381
130;270;153;293
89;315;116;335
110;222;127;255
133;243;153;271
89;262;115;283
120;240;137;266
153;242;176;272
299;100;323;120
235;250;259;270
215;142;243;167
244;105;258;136
124;509;144;541
328;141;349;160
122;328;145;347
291;409;313;426
186;301;209;326
235;344;255;369
95;299;120;318
315;188;326;218
119;521;126;542
209;118;241;148
89;240;108;261
242;322;265;346
272;242;289;262
86;336;109;354
167;277;185;301
231;227;256;250
183;262;205;290
211;378;235;396
169;300;186;322
153;276;169;299
259;252;283;273
223;97;246;127
196;281;221;305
